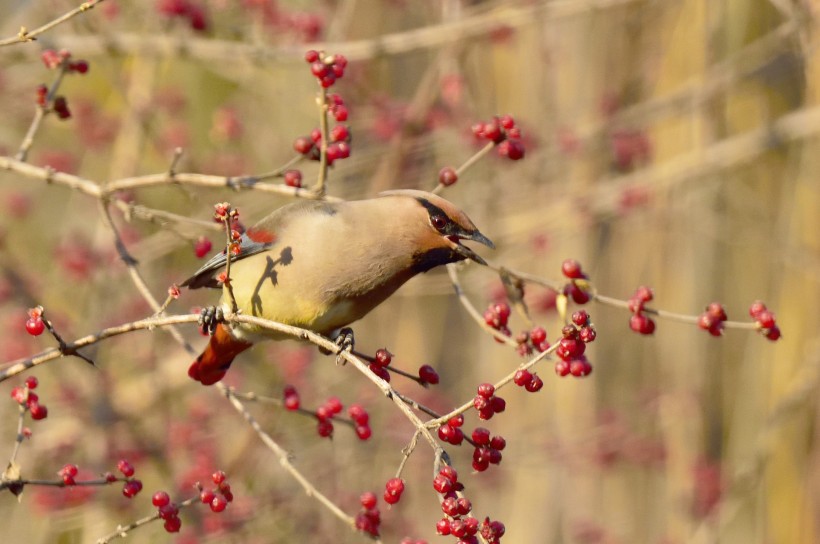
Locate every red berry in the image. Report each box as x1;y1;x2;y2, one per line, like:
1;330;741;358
374;348;392;367
385;477;405;494
348;404;369;425
554;359;570;376
491;396;506;413
765;325;781;341
756;310;776;329
317;419;334;437
493;302;511;326
418;364;439;384
333;105;349;122
71;60;89;74
441;496;459;516
629;314;655;335
304;50;320;63
163;516;181;533
152;490;171;507
284;394;300;411
283;169;302;188
200;489;216;504
472;457;490;472
194;236;212;258
525;374;544;392
212;470;226;485
561;259;584;279
158;502;179;520
355;425;372;440
438;167;458;186
473;395;490;411
571;310;590;327
579;326;596;343
210;495;228;513
25;317;45;336
499;114;515;130
706;302;727;321
24;376;38;390
749;300;767;318
360;491;377;509
635;285;654;302
122;479;142;498
566;282;591;304
476;383;495;398
482;121;503;143
117;459;135;477
471;427;491;445
330;124;350;142
432;474;453;494
436;519;451;535
29;403;48;420
368;363;390;382
498;139;525;160
103;472;116;483
293;136;315;155
490;435;506;450
529;326;547;345
513;368;532;386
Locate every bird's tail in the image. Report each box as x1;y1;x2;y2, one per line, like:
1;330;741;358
188;323;252;385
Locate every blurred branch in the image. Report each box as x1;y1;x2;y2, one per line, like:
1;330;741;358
33;0;644;64
0;0;107;47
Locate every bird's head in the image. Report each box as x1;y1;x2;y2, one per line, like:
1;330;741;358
379;190;495;269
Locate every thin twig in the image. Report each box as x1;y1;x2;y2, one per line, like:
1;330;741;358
0;0;107;47
95;496;198;544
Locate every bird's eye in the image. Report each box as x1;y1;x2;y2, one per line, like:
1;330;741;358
431;214;447;232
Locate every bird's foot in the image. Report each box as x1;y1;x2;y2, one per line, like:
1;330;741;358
198;305;224;336
334;327;354;365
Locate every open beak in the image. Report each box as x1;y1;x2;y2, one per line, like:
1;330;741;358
449;230;495;266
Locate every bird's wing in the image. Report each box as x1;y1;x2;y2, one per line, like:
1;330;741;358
181;199;338;289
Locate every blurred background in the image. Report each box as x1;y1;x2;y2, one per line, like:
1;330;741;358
0;0;818;543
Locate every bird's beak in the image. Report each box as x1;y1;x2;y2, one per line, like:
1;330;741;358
449;230;495;266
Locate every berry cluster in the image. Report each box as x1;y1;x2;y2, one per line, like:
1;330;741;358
437;414;465;445
470;427;506;472
327;93;349;122
157;0;209;31
304;50;348;88
433;466;505;543
348;403;372;440
554;311;596;377
627;285;655;335
483;301;512;340
749;300;781;341
293;125;352;166
58;463;79;486
513;325;550;358
472;115;525;160
25;307;46;336
512;368;544;392
117;459;144;498
383;477;405;505
355;491;382;537
472;383;506;421
368;347;393;382
283;385;371;440
41;49;89;73
697;302;727;337
561;259;591;304
10;375;48;420
199;470;234;515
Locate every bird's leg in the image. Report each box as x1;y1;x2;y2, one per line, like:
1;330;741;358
198;306;224;336
333;327;355;365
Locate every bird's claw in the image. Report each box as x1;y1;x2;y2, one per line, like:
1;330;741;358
334;327;354;365
198;306;224;336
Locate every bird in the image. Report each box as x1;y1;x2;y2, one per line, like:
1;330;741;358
181;189;494;385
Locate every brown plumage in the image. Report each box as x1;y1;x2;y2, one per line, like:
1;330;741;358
182;190;493;385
